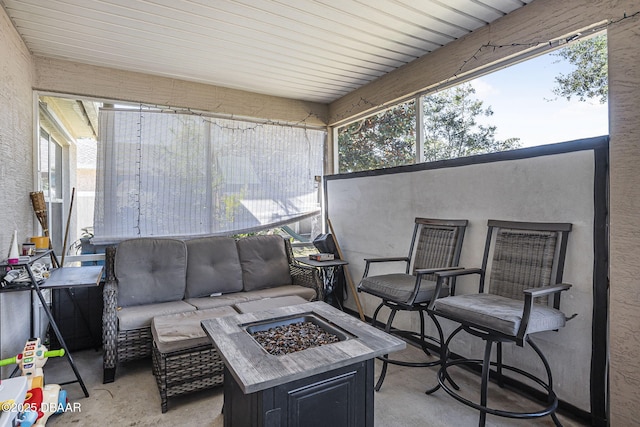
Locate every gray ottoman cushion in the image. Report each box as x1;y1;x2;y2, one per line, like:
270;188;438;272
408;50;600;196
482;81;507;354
116;238;187;307
433;293;566;336
359;274;448;304
185;236;244;298
151;306;237;353
237;235;292;291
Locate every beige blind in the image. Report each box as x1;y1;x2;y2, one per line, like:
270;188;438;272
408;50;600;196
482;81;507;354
93;108;324;243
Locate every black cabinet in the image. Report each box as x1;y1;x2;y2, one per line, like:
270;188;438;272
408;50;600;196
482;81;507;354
50;285;103;351
223;360;374;427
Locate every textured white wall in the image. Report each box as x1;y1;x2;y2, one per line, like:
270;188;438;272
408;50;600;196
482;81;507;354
608;12;640;426
0;7;35;369
326;148;597;411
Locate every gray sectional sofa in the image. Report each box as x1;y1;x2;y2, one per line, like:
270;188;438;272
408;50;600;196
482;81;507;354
102;234;322;383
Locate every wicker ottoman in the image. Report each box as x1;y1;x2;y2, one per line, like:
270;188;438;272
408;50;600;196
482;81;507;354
151;306;237;413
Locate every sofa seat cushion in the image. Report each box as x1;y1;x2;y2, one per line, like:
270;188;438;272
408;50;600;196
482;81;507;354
118;301;196;331
184;294;251;310
116;238;187;307
243;285;316;301
151;306;237;353
234;295;309;313
237;235;292;291
185;236;244;298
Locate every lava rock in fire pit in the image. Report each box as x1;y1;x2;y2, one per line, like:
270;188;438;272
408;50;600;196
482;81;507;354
251;321;340;356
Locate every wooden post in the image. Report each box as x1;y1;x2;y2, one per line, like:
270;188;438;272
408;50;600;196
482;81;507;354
327;218;365;321
61;187;76;266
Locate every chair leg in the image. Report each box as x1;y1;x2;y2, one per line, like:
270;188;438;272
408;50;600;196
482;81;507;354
479;339;494;427
103;367;116;384
418;310;431;356
527;337;562;427
425;316;461;394
375;308;398;391
496;341;504;388
371;302;384;324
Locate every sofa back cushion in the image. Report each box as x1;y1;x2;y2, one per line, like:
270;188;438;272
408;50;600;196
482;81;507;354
236;235;292;291
116;238;187;307
185;236;244;298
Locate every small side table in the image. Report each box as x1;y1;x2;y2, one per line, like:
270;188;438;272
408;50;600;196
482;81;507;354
0;257;102;398
295;257;348;309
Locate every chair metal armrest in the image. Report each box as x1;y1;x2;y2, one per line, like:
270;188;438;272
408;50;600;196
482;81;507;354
517;283;574;343
523;283;572;297
434;267;483;278
427;267;483;311
363;256;410;263
414;266;465;276
362;256;410;277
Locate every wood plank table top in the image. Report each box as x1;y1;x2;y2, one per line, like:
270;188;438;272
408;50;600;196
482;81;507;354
201;301;405;394
41;266;104;288
295;257;349;268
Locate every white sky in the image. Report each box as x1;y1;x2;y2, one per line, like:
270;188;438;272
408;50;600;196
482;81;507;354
470;48;608;148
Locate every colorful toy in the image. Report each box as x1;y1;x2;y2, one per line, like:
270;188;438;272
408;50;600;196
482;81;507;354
0;338;67;426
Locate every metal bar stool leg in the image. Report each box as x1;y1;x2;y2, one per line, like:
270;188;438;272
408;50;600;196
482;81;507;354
479;339;494;427
418;310;431;356
528;337;562;427
496;342;504;388
425;316;460;394
375;308;398;391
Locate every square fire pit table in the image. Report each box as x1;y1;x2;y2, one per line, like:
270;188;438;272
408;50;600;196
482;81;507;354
201;301;405;427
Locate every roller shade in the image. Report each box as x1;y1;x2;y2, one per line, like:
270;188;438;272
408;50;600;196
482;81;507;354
93;108;324;243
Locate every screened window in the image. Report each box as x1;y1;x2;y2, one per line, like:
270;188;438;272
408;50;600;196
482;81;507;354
38;128;65;253
93;108;324;243
336;35;607;173
337;100;415;173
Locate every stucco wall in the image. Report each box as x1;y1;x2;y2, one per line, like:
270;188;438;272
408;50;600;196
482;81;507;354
32;56;329;127
326;1;639;422
326;145;599;411
608;12;640;427
1;0;639;422
0;6;35;366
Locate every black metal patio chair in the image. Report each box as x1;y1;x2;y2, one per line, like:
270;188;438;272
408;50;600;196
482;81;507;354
357;217;468;391
427;220;574;426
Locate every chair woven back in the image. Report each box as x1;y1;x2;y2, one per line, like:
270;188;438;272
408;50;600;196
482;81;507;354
488;228;558;304
412;225;461;282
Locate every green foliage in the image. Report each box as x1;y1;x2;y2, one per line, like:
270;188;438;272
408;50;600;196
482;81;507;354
423;84;520;161
337;84;520;173
338;101;416;173
552;34;608;103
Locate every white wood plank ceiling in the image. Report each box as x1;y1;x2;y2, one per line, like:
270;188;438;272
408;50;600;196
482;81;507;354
1;0;532;104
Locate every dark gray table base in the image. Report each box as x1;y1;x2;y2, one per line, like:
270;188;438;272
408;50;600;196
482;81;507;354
223;360;374;427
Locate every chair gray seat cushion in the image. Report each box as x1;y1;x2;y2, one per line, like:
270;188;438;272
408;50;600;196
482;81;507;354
433;293;566;336
359;274;448;304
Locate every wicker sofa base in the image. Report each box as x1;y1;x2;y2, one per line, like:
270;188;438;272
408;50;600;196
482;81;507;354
151;342;224;413
118;328;153;361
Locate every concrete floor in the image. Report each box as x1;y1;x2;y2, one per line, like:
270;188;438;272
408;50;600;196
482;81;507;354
42;342;590;427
